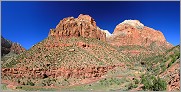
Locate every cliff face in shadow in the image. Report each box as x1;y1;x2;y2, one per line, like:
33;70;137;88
1;36;26;56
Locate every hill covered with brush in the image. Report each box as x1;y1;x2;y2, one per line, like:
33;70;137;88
1;14;179;91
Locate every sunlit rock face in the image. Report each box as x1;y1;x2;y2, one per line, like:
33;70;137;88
100;29;112;38
118;20;144;29
48;14;106;41
107;19;173;49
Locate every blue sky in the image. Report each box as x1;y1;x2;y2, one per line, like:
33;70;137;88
2;1;180;49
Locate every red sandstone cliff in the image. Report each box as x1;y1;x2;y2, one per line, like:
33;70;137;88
107;20;173;49
48;14;106;41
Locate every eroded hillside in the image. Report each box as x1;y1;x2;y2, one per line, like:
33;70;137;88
1;14;179;91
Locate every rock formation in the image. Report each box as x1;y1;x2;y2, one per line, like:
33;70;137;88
2;64;124;80
100;29;112;38
1;36;26;56
1;15;178;91
107;20;173;49
48;14;106;41
10;43;26;54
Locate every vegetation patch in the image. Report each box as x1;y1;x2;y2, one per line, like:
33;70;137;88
141;74;167;91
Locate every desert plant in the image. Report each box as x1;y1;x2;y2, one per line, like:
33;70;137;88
59;78;70;86
126;78;139;90
141;74;167;91
134;78;139;84
26;80;35;86
160;63;167;73
99;78;122;86
127;83;138;90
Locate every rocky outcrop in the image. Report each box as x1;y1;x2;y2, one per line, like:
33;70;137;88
107;20;173;49
10;43;26;54
168;70;180;91
1;15;177;91
100;29;112;38
1;36;26;56
48;14;106;41
1;36;12;56
160;59;180;91
2;64;124;80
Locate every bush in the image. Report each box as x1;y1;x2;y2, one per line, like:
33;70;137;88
26;80;35;86
42;78;56;86
168;62;172;68
160;63;166;73
99;78;121;86
168;55;177;68
153;77;167;91
175;52;180;59
16;86;58;91
4;59;18;68
128;83;138;90
1;84;8;90
134;78;139;84
127;78;139;90
141;74;167;91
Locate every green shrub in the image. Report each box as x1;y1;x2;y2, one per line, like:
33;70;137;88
42;78;56;86
16;85;58;91
99;78;121;86
160;63;166;73
1;84;8;90
153;66;161;74
175;52;180;59
134;78;139;84
167;54;177;68
3;59;18;68
153;77;167;91
59;78;70;86
168;62;172;68
26;80;35;86
141;74;167;91
128;83;138;90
